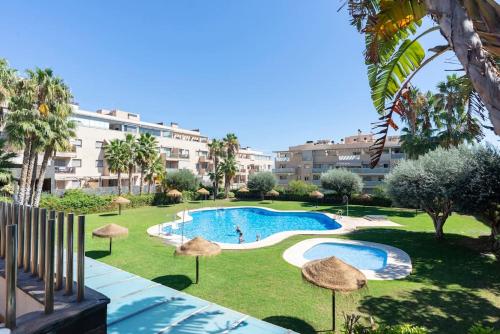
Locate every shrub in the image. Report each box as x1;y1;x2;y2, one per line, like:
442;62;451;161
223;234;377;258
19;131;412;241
321;169;363;198
227;191;235;199
287;180;318;196
181;190;195;201
248;172;276;198
468;323;500;334
162;169;198;192
40;190;113;214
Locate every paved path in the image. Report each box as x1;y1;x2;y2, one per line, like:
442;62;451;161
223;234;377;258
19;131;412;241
84;257;298;334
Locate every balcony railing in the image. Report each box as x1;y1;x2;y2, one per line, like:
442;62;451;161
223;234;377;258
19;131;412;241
55;166;76;174
312;167;331;173
363;180;384;187
275;157;290;162
353;168;390;174
391;153;405;159
165;153;190;159
272;167;295;174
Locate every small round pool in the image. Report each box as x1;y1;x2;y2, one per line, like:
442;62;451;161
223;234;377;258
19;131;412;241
303;242;388;270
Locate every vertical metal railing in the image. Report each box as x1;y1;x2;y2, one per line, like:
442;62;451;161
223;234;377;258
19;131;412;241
77;215;85;301
38;208;47;280
31;207;39;276
5;222;17;329
65;213;74;295
17;204;24;268
0;201;5;258
56;211;64;290
44;218;55;314
23;206;31;272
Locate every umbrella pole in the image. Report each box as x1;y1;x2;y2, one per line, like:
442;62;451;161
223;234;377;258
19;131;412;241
332;290;336;332
195;256;199;284
119;204;122;215
109;237;112;254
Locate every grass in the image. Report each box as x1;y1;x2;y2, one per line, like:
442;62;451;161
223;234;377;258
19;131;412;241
84;200;500;333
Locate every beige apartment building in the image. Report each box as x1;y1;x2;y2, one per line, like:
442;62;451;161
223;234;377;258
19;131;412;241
1;104;273;195
273;132;405;193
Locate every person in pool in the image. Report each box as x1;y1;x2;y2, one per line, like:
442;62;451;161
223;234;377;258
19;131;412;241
256;234;260;241
235;225;242;234
238;231;244;244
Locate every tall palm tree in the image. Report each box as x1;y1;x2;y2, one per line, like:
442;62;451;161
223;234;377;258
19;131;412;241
32;108;76;206
0;59;17;108
223;133;239;159
136;133;158;195
123;134;138;194
104;139;127;195
208;139;225;200
144;156;164;194
0;138;16;186
220;156;238;197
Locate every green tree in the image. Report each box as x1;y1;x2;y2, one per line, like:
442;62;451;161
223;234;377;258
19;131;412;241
104;139;127;195
385;146;470;239
220;156;238;197
320;169;363;198
144;155;164;194
0;138;16;186
136;133;158;195
287;180;318;196
123;133;138;194
223;133;239;158
162;169;198;192
208;139;225;200
248;172;276;199
0;59;17;107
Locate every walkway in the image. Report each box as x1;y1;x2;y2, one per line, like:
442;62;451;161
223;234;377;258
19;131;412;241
84;257;298;334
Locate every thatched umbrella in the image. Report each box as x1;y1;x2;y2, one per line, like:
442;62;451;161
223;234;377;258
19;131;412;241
92;223;129;254
266;189;279;203
302;256;367;332
112;196;130;215
309;190;324;208
167;189;182;203
174;237;221;284
238;187;249;193
197;188;210;201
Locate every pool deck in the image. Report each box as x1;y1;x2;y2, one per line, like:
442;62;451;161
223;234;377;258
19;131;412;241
84;257;298;334
147;206;401;250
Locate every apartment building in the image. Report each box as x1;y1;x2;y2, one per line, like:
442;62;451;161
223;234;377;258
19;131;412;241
232;147;273;189
1;104;273;194
273;132;405;192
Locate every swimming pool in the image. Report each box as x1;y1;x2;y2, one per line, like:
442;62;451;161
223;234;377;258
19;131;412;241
303;242;387;270
162;207;341;244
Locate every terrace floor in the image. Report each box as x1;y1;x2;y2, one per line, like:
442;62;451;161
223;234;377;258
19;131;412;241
84;257;298;334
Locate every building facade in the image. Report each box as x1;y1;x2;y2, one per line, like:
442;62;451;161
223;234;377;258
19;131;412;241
273;132;405;193
2;104;273;194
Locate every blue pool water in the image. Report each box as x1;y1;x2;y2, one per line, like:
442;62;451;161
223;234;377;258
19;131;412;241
303;243;387;270
165;207;341;244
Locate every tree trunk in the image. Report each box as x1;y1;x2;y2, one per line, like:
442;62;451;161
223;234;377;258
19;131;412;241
128;165;133;195
139;169;144;195
23;146;37;205
147;180;152;194
17;140;31;204
29;154;38;205
33;147;53;207
224;176;230;198
433;217;445;240
425;0;500;135
117;171;122;196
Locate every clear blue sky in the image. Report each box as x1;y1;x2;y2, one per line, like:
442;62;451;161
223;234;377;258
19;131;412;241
0;1;496;153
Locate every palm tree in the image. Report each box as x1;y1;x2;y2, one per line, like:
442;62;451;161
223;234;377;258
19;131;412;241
223;133;239;159
104;139;127;195
32;108;76;206
136;133;158;195
220;156;238;197
0;138;16;186
208;139;225;200
0;59;17;108
123;134;138;194
144;156;164;194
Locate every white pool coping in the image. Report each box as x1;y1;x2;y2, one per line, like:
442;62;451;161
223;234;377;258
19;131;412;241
282;238;412;280
146;206;401;250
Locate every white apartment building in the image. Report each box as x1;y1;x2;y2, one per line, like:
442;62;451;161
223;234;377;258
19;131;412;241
1;104;273;195
273;132;405;193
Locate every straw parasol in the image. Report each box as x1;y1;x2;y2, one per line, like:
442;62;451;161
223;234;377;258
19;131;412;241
92;223;129;254
167;189;182;197
238;187;249;193
266;189;279;203
197;188;210;201
309;190;324;208
174;237;221;284
302;256;367;332
112;196;130;215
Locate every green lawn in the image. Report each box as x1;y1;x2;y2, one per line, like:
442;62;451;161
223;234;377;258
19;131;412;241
84;200;500;333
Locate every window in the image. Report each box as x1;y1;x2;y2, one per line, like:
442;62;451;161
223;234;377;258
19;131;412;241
279;175;287;180
123;125;137;133
304;176;310;181
72;159;82;168
71;139;82;147
163;131;172;138
139;127;161;136
313;175;320;180
95;160;104;168
95;141;104;149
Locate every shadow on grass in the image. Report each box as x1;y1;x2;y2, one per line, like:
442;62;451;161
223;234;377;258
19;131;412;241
263;316;317;334
99;212;118;217
86;250;110;259
359;288;500;333
301;203;416;218
152;274;193;291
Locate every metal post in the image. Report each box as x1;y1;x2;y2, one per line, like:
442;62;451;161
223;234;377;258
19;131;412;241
38;208;47;280
332;291;336;332
31;207;39;276
24;206;31;272
17;205;24;268
5;224;18;329
65;213;74;295
56;212;64;290
77;215;85;302
0;202;5;258
44;219;55;314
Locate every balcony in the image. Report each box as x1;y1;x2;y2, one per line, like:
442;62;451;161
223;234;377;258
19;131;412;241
272;167;295;174
277;179;289;185
353;168;390;174
55;166;76;174
275;157;290;162
164;153;190;160
54;145;77;158
165;168;179;173
363;180;384;187
391;153;405;159
312;167;331;173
